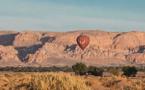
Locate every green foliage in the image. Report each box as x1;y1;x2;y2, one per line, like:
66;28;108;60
122;66;138;77
88;66;104;76
72;63;88;75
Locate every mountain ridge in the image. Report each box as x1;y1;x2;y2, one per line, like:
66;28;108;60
0;30;145;67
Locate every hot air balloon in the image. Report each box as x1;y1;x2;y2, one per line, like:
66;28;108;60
76;34;90;50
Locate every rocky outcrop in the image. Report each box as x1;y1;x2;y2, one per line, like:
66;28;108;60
113;31;145;50
0;45;19;61
28;43;65;63
13;32;42;47
126;53;145;64
0;45;22;66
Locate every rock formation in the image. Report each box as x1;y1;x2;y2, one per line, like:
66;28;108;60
0;30;145;66
13;32;42;47
0;45;22;66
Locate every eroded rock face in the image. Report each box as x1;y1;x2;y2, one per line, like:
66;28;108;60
0;30;145;66
113;32;145;50
13;32;42;47
0;45;19;60
28;43;65;63
27;31;145;65
126;53;145;64
0;45;21;66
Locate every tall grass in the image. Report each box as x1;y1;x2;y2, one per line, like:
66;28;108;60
31;72;91;90
0;72;91;90
1;72;145;90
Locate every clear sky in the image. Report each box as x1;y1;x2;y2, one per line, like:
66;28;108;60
0;0;145;32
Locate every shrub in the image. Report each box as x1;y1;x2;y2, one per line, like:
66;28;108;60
122;66;138;77
107;67;121;76
88;66;104;76
72;63;87;75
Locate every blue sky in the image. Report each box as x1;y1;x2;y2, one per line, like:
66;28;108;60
0;0;145;32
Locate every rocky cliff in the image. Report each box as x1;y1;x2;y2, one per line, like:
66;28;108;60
0;30;145;67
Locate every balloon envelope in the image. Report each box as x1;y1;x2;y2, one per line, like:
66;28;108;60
76;34;90;50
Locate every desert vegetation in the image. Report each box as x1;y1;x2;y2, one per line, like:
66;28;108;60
0;63;145;90
0;66;72;72
0;72;145;90
122;66;138;77
87;66;104;76
72;63;143;77
0;72;91;90
72;63;88;75
0;63;144;77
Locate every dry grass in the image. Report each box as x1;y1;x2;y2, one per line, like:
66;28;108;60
0;72;145;90
86;75;145;90
0;72;91;90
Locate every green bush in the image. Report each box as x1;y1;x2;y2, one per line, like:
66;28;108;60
122;66;138;77
72;63;87;75
88;66;104;76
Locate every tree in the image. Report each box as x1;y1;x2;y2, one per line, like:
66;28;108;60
72;63;87;75
122;66;138;77
88;66;104;76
